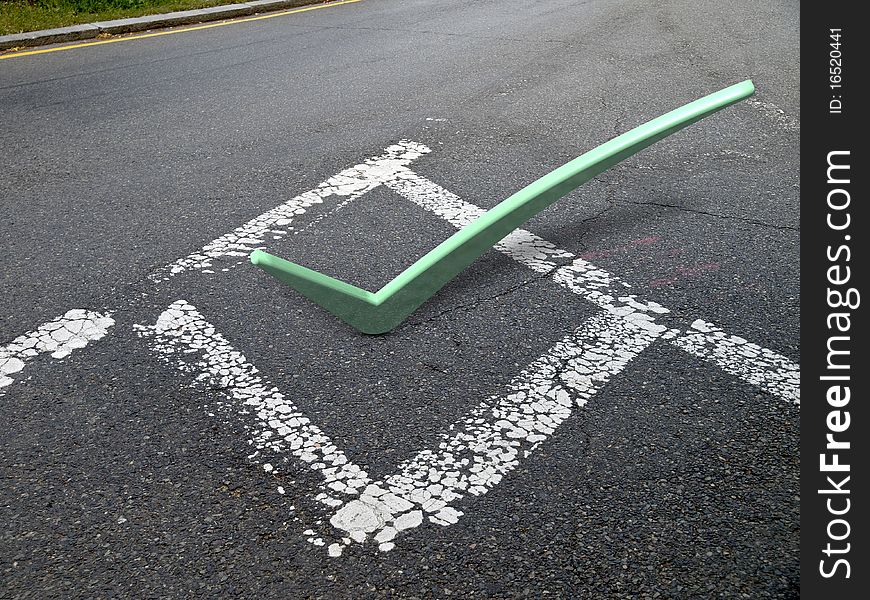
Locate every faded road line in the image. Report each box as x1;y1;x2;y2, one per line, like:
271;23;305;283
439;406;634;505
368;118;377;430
121;141;797;557
1;140;799;558
311;165;800;553
0;309;115;393
744;98;800;133
0;142;425;395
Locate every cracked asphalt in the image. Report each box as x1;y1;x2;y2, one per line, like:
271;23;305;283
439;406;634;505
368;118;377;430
0;0;799;597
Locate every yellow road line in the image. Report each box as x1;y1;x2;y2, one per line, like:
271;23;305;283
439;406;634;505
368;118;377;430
0;0;361;60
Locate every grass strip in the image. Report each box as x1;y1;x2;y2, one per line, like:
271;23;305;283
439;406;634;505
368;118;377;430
0;0;301;35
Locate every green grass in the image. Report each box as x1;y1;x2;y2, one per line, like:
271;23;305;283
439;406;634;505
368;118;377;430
0;0;260;35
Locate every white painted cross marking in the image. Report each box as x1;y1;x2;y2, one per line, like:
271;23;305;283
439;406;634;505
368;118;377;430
0;309;114;393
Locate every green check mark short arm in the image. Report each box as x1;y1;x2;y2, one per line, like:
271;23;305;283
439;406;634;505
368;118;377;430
251;80;755;334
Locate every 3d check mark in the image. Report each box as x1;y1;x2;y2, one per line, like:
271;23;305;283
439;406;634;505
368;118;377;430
251;80;755;334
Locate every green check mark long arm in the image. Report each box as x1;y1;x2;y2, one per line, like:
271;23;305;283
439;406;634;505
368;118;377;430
251;80;755;334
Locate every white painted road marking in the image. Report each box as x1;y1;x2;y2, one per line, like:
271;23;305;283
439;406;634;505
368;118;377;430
4;141;800;557
0;309;115;393
135;300;662;556
150;141;430;282
135;301;371;512
383;166;800;404
745;98;800;133
671;319;800;401
329;310;661;554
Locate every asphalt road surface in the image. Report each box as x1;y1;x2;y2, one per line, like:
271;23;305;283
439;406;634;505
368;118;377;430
1;0;799;597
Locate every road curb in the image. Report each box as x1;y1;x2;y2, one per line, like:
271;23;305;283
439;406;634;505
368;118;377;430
0;0;327;51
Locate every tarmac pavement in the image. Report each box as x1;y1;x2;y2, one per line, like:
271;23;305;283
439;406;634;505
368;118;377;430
0;0;799;597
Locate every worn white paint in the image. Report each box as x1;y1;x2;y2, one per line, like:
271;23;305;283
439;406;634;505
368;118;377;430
386;168;576;274
672;319;800;403
384;167;799;403
745;98;800;133
2;144;430;395
129;147;798;555
150;141;430;282
1;141;800;558
135;301;371;510
328;310;660;551
0;310;115;392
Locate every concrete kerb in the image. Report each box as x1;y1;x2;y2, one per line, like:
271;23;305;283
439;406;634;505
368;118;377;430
0;0;326;51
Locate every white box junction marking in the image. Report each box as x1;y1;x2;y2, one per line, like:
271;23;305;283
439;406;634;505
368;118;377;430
5;141;799;556
1;310;115;392
130;141;799;556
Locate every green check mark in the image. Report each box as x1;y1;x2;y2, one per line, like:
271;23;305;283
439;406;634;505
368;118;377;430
251;80;755;334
